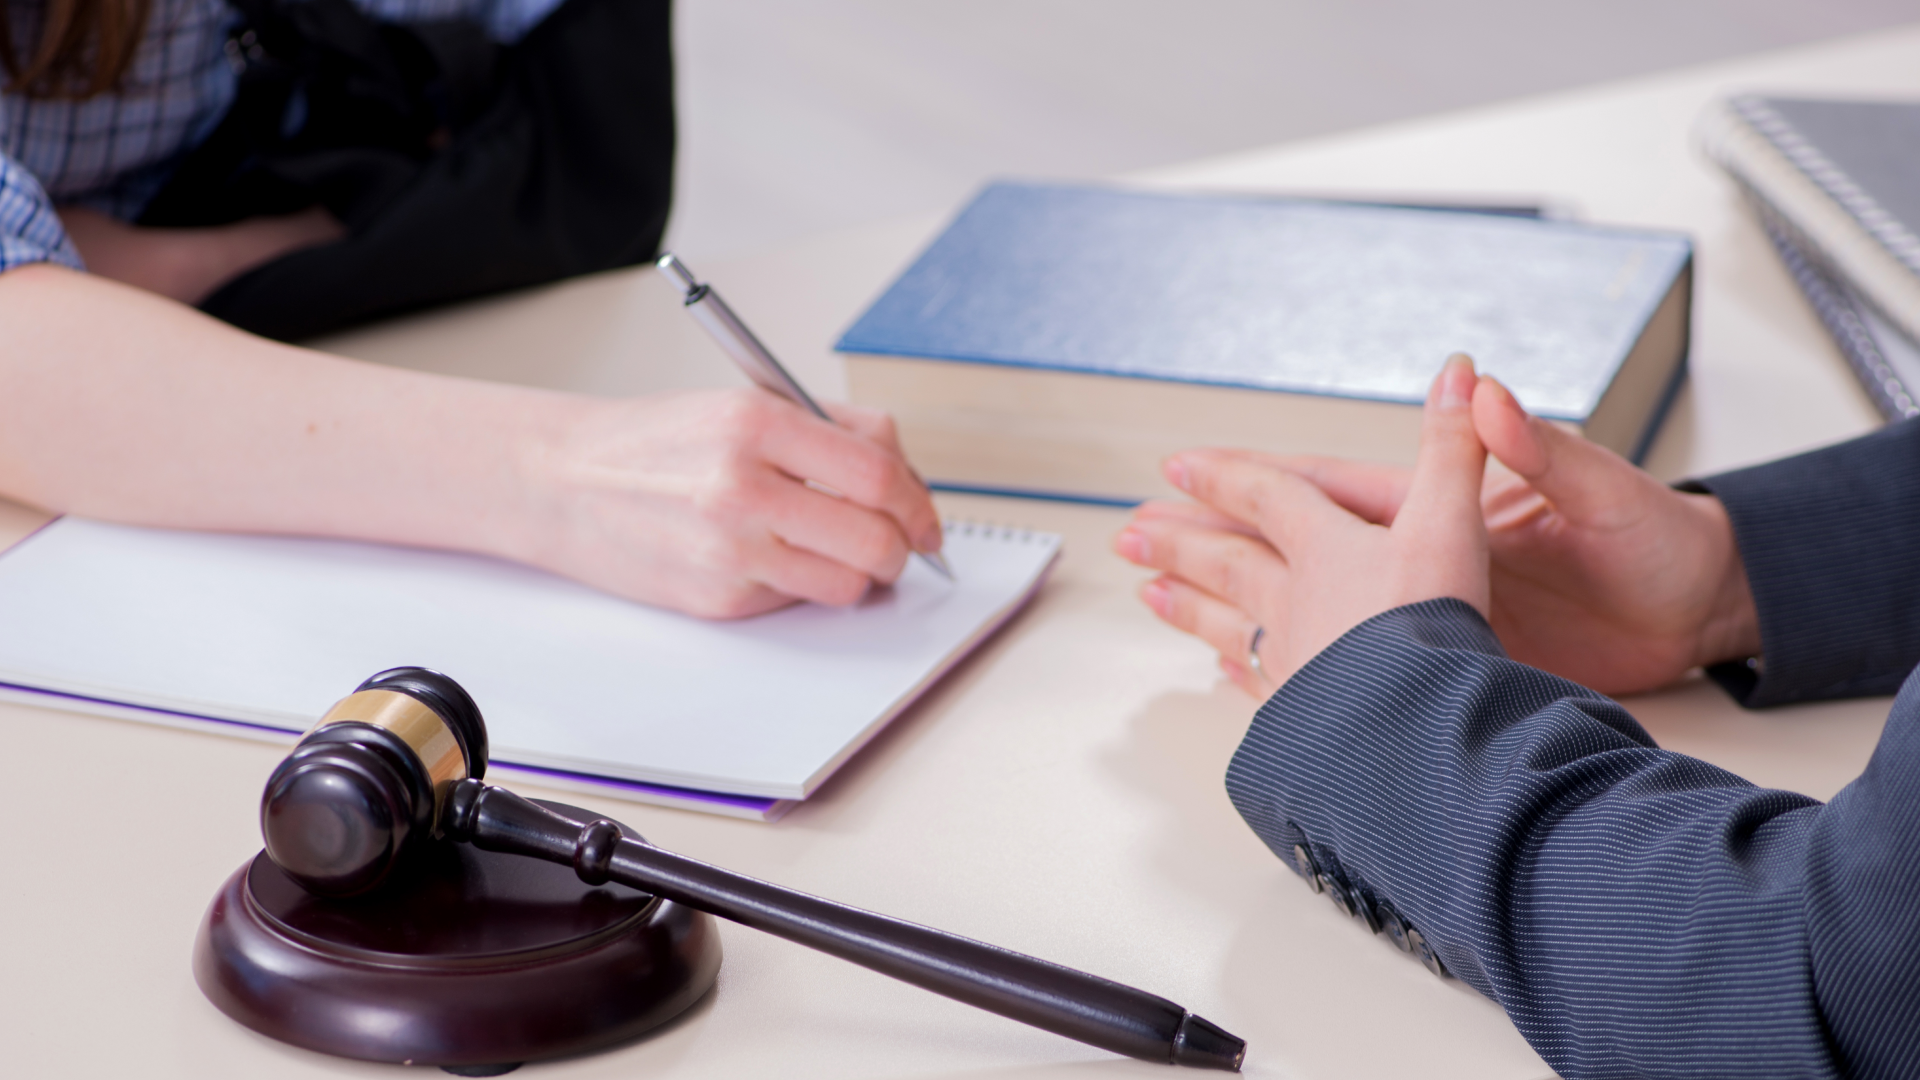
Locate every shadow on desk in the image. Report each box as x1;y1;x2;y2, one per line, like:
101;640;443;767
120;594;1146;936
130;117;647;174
1103;686;1546;1080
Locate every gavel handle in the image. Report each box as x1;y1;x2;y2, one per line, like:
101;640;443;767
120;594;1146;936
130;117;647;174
441;779;1243;1071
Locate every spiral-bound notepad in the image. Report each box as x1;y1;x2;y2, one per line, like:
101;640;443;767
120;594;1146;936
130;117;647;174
0;518;1060;820
1750;195;1920;422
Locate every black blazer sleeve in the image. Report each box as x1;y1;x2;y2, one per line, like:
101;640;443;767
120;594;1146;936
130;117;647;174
1686;417;1920;706
1227;599;1920;1080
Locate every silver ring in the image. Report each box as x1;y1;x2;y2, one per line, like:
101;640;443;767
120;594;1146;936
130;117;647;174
1247;625;1266;679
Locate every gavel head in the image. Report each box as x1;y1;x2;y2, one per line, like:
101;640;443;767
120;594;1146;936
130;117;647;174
261;668;488;897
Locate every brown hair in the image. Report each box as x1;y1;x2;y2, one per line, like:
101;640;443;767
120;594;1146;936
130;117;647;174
1;0;153;99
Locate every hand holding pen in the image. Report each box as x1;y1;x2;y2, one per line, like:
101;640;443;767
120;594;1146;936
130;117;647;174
453;253;950;619
658;253;954;581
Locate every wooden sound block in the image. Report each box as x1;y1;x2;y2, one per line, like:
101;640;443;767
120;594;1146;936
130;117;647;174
195;800;721;1075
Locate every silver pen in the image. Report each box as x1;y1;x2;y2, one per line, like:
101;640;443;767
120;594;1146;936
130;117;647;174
656;252;954;581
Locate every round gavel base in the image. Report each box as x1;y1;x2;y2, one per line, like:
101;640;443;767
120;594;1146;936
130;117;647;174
194;801;721;1075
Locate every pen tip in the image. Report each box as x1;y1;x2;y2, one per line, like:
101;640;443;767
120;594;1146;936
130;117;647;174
1171;1012;1246;1072
920;550;956;580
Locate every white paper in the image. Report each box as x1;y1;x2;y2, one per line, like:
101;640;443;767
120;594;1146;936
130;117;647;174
0;518;1059;799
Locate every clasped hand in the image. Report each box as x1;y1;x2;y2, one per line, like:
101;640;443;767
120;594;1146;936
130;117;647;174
1115;354;1762;698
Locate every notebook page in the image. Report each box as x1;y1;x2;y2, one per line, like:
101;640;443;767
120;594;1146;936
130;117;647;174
0;518;1060;799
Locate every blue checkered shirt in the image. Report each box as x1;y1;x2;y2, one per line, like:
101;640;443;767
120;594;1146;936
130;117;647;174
0;0;562;273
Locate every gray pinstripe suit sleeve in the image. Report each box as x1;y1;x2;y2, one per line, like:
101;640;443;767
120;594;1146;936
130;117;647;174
1224;422;1920;1079
1688;417;1920;707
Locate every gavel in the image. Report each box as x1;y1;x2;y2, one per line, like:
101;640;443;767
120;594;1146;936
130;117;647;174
260;667;1246;1071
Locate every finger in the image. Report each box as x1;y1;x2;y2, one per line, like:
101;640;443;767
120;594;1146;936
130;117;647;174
1129;498;1261;537
1396;353;1489;538
825;404;949;554
747;529;880;608
1275;456;1413;526
1161;449;1414;525
645;555;798;619
1472;374;1656;526
1391;354;1491;614
825;401;910;460
760;402;944;555
1216;657;1269;699
1163;449;1359;557
1116;514;1289;613
761;473;913;584
686;582;798;621
1140;574;1272;683
668;508;877;613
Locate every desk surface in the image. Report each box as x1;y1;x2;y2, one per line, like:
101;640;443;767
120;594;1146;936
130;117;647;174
6;25;1919;1080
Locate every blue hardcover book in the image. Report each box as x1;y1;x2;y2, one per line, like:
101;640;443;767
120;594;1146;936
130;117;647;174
837;181;1693;504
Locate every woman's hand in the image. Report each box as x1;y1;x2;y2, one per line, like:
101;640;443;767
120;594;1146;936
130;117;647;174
1249;379;1761;694
1114;354;1491;695
513;387;945;619
1115;364;1762;697
1470;376;1758;691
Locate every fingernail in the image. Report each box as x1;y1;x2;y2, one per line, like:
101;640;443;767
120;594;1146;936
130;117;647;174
1486;374;1525;417
1437;352;1475;410
1166;457;1192;491
916;524;945;553
1115;528;1149;563
1140;578;1171;617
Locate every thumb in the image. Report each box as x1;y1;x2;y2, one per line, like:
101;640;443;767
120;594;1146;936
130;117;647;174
1399;353;1490;529
1395;353;1491;612
1472;374;1647;525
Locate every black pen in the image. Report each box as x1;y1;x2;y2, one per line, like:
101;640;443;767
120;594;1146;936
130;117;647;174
656;252;955;581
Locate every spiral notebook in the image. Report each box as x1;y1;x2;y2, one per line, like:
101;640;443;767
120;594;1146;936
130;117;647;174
1752;196;1920;422
1702;96;1920;383
0;517;1061;821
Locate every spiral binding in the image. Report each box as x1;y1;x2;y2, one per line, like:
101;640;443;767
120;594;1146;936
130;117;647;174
943;519;1060;546
1730;96;1920;281
1746;186;1920;422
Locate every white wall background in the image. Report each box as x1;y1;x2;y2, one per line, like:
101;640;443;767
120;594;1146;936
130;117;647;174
665;1;1919;260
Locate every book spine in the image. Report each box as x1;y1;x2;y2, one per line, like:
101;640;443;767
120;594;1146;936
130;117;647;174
1728;96;1920;281
1745;184;1920;422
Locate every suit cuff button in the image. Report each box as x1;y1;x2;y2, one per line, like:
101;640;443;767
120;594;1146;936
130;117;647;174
1292;843;1322;891
1378;905;1412;953
1320;874;1354;917
1350;889;1381;934
1405;927;1448;978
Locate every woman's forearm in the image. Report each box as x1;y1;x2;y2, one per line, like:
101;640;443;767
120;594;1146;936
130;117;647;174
0;263;571;558
0;263;945;617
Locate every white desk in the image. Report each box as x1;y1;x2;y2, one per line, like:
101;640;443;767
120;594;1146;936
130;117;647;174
6;25;1918;1080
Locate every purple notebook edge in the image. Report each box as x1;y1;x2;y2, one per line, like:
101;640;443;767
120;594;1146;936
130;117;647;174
0;678;784;815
